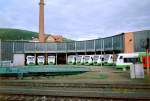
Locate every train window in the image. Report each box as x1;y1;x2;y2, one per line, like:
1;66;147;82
124;58;138;63
85;56;90;61
94;56;99;61
119;56;123;59
104;55;109;61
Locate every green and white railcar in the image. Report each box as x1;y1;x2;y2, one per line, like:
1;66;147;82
37;56;45;65
103;54;114;66
84;55;94;65
93;55;104;65
116;53;139;70
26;56;36;65
48;56;55;65
67;55;76;65
76;55;85;65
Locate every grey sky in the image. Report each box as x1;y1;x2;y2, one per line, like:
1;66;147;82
0;0;150;40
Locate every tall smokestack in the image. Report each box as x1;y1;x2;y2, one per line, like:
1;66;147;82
39;0;45;42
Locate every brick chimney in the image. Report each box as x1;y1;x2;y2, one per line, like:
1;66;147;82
39;0;46;42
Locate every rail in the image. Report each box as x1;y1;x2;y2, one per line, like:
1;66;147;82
0;81;150;100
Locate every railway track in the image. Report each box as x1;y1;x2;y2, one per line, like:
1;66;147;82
0;80;150;101
0;94;150;101
1;80;150;89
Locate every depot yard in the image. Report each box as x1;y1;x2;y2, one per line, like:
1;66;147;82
23;66;126;81
25;66;148;82
1;65;150;101
0;65;149;83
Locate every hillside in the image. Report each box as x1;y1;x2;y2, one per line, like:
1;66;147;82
0;28;73;42
0;28;38;40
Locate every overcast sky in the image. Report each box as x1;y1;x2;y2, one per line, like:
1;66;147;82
0;0;150;40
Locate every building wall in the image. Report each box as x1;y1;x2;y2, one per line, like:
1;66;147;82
124;32;134;53
133;30;150;52
46;36;55;42
0;40;1;61
1;41;13;61
13;54;25;66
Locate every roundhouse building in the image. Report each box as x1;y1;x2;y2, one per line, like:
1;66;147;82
0;30;150;66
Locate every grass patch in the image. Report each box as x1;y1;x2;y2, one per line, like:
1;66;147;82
99;74;108;79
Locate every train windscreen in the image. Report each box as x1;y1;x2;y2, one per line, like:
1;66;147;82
27;56;35;61
76;56;82;62
104;55;109;61
84;56;90;62
38;56;45;61
68;56;74;60
48;56;55;60
93;56;99;61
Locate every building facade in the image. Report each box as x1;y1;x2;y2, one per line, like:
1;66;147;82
0;30;150;65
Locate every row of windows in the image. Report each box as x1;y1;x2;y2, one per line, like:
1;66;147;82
134;31;150;52
6;40;123;52
0;35;124;60
10;34;123;52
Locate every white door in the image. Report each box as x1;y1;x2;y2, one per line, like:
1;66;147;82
13;54;25;66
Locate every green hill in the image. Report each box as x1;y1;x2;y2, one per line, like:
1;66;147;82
0;28;73;42
0;28;38;40
62;37;74;42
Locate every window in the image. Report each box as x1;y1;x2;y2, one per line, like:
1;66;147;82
93;56;99;61
85;56;90;61
119;56;123;59
124;58;138;63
